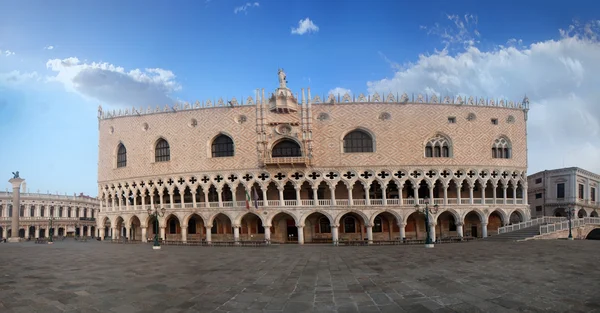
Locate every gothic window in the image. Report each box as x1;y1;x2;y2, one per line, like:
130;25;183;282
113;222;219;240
319;217;331;233
492;136;511;159
425;134;451;158
344;216;356;233
211;134;234;157
343;130;374;153
272;140;302;157
117;143;127;168
155;138;170;162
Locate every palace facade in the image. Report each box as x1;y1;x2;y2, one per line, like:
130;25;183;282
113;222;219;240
0;188;99;239
97;70;530;244
528;167;600;218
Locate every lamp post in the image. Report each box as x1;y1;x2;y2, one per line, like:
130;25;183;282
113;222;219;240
566;208;575;240
414;197;439;248
48;216;55;244
147;207;166;250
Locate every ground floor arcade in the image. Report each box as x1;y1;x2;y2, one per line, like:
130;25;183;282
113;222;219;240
98;206;528;244
0;223;96;239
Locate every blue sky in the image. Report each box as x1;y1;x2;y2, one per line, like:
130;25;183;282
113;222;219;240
1;0;599;196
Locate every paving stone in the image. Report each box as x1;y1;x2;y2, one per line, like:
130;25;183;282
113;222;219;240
0;240;599;313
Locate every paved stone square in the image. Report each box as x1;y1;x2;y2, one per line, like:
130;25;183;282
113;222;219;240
0;240;599;313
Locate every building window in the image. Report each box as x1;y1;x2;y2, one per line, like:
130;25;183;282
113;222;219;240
579;184;584;199
155;139;170;162
343;130;374;153
344;216;356;233
535;193;542;199
211;135;234;157
535;178;542;184
491;118;498;125
592;187;596;202
425;134;451;158
117;143;127;168
272;140;302;157
536;206;542;212
373;217;383;232
319;217;331;233
557;183;565;199
491;136;511;159
30;206;34;217
447;117;456;124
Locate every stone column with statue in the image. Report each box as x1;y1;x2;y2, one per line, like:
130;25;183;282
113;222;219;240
8;171;24;243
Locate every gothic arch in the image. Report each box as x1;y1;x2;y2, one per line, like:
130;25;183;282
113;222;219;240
492;136;512;159
182;212;207;226
424;132;452;158
265;209;301;226
462;208;486;223
434;208;461;224
334;209;370;227
369;209;402;226
210;132;235;158
270;137;303;157
487;209;508;225
115;141;127;168
154;137;171;162
207;211;236;226
300;209;335;226
234;211;267;227
341;128;375;153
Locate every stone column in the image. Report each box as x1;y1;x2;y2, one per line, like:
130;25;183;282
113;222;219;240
312;188;318;205
399;222;406;240
364;186;370;205
141;227;147;242
347;187;353;205
25;226;30;239
492;185;497;204
429;223;437;242
469;185;474;204
112;227;117;239
264;225;271;244
8;176;24;242
331;226;339;246
205;226;212;243
99;228;105;240
297;226;304;244
295;187;301;206
181;226;187;243
233;225;240;243
278;187;284;206
456;222;464;238
443;185;448;205
366;226;373;244
481;222;488;238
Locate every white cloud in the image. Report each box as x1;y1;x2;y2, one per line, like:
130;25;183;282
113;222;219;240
234;2;259;14
328;87;351;96
420;13;480;51
1;50;15;56
45;57;181;107
44;45;54;50
291;18;319;35
0;70;40;85
367;19;600;175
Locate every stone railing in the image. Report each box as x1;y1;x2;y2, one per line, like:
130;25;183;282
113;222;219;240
102;196;527;213
539;217;600;235
498;216;565;234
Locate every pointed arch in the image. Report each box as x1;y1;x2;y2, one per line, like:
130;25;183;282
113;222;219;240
211;133;235;157
271;138;302;157
300;210;335;226
425;133;452;158
155;138;170;162
492;136;512;159
342;128;375;153
116;143;127;168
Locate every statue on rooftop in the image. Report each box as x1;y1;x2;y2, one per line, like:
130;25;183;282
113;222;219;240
278;68;287;89
12;171;19;179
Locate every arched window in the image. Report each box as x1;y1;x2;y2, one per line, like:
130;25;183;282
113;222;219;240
492;136;512;159
425;134;451;158
373;216;383;232
211;134;234;157
319;217;331;233
155;138;170;162
343;130;374;153
272;140;302;157
344;216;356;233
117;143;127;168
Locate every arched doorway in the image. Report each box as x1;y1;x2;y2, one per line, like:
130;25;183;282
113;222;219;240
271;212;297;243
129;216;142;241
436;211;459;239
338;212;367;242
488;210;504;235
405;212;426;240
464;211;483;238
239;212;265;241
303;212;332;243
165;215;181;241
211;213;233;242
509;210;524;224
186;214;205;242
372;212;400;240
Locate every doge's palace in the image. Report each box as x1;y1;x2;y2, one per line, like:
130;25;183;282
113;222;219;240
96;70;530;244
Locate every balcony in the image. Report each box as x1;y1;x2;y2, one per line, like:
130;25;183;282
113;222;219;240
100;196;528;213
262;157;309;167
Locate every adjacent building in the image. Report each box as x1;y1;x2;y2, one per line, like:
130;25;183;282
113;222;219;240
96;70;531;243
0;187;99;239
528;167;600;218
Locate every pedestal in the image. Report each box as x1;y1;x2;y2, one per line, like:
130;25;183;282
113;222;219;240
425;243;435;248
152;245;161;250
8;177;25;243
567;237;574;240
